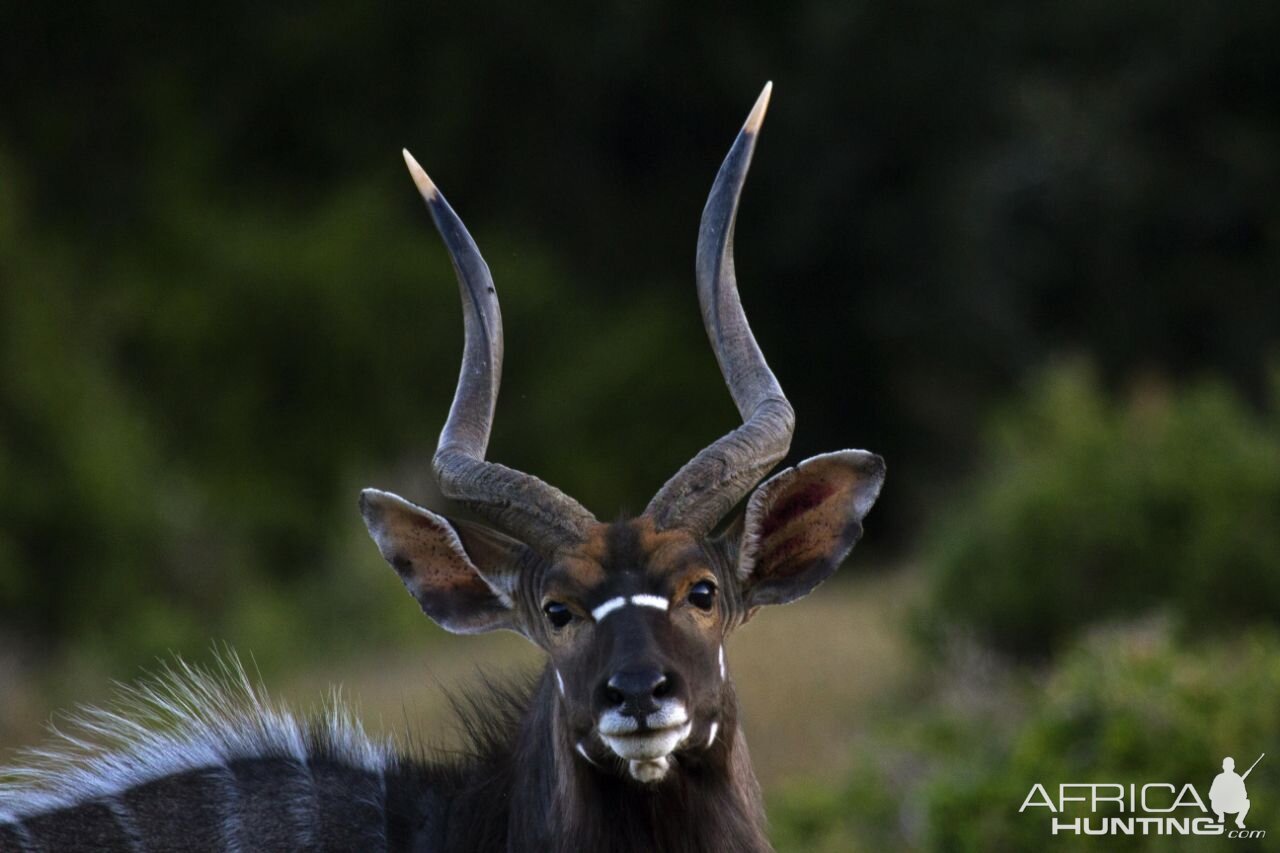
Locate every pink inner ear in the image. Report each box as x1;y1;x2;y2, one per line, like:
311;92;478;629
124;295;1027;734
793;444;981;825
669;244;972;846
761;535;808;575
760;481;836;537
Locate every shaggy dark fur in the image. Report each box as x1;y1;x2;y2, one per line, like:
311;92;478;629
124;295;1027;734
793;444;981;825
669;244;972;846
0;663;771;853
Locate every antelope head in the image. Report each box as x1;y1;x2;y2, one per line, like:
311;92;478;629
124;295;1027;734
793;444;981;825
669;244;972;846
360;83;884;784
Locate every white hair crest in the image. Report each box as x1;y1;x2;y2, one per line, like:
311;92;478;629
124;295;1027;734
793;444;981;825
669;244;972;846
0;651;393;820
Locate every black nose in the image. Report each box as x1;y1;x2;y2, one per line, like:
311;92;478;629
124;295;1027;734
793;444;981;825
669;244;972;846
601;668;673;715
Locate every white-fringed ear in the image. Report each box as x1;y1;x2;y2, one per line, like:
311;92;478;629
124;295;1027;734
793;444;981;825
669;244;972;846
359;489;528;634
736;450;885;607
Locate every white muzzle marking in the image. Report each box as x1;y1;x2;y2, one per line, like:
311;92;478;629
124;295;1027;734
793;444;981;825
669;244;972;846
598;709;640;735
598;702;692;765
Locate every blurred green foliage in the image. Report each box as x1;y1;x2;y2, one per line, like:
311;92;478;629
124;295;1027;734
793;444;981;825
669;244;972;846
925;363;1280;658
1;0;1278;714
770;624;1280;851
1;5;1278;847
770;758;902;853
926;626;1280;851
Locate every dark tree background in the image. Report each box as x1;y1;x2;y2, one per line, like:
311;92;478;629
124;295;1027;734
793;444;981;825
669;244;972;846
1;1;1277;665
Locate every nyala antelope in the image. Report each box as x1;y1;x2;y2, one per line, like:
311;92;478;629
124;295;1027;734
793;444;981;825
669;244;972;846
0;83;884;853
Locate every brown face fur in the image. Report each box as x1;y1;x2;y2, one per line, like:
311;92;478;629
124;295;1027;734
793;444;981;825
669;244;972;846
535;519;732;762
362;449;884;783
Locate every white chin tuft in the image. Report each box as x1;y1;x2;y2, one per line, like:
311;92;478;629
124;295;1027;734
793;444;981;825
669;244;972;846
628;756;671;783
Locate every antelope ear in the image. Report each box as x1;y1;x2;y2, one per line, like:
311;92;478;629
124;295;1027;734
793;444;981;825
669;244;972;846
359;489;529;634
735;450;885;607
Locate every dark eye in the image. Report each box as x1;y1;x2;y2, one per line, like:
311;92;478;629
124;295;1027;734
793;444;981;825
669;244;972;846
543;601;573;629
688;580;716;611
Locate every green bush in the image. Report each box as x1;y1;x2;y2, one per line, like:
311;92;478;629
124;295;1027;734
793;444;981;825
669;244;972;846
770;624;1280;852
925;626;1280;851
0;166;715;671
924;364;1280;658
771;760;902;853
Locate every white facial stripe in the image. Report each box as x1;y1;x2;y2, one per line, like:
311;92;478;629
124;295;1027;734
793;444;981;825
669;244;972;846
590;594;671;622
555;670;565;696
591;596;627;622
575;741;599;767
719;644;726;679
707;721;719;747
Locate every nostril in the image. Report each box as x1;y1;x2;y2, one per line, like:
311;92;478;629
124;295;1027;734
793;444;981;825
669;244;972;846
604;669;671;712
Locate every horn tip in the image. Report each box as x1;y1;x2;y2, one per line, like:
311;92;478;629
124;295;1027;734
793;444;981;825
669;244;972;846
744;81;772;135
402;148;438;200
